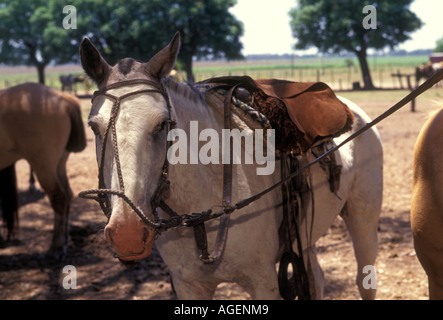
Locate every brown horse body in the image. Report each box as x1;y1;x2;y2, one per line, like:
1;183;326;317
0;82;86;253
415;62;443;86
411;108;443;299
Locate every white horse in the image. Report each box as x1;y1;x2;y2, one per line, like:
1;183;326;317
79;33;383;300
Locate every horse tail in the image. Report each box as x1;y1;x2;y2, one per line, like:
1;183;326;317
65;100;87;152
0;164;19;240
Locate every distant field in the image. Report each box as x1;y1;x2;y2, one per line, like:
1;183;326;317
192;55;429;90
0;55;430;91
0;64;85;91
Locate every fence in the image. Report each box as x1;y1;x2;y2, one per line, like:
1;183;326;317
192;64;418;91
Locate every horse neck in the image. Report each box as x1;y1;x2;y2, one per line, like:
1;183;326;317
162;78;225;213
164;78;223;131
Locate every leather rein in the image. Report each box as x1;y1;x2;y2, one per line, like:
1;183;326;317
79;69;443;264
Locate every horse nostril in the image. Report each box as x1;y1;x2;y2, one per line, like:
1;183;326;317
105;226;114;244
142;228;150;244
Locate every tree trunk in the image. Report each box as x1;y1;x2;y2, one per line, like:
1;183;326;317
36;62;45;85
355;45;375;90
182;54;195;83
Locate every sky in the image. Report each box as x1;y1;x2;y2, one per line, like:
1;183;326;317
229;0;443;55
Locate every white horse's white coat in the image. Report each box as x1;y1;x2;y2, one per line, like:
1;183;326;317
81;33;383;300
156;86;383;299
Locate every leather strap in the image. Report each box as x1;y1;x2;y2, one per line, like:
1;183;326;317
196;85;236;264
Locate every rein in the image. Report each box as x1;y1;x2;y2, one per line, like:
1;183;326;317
79;68;443;263
190;68;443;221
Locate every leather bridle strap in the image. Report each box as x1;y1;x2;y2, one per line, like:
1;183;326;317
79;79;173;231
192;85;236;264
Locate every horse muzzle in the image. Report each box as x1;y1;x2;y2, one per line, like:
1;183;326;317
104;217;155;262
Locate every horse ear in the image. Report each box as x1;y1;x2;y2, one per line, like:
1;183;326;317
146;32;181;80
80;37;110;84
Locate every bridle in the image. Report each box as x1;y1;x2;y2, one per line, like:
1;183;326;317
79;68;443;265
78;79;176;232
79;77;233;263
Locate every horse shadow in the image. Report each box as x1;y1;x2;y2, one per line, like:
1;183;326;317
18;188;46;206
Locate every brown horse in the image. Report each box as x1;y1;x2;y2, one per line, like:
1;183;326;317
411;108;443;299
415;62;443;87
0;83;86;253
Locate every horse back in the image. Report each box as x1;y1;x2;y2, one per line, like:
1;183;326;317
0;83;86;155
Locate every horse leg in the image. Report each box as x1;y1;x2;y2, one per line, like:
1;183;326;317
32;152;72;254
0;164;19;241
304;245;325;299
238;264;281;299
338;107;382;300
341;199;380;300
170;276;218;299
413;226;443;300
29;167;36;192
411;180;443;299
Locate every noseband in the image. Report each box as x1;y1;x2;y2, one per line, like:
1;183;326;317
78;79;175;232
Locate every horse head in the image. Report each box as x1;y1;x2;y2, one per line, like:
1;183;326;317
80;33;180;262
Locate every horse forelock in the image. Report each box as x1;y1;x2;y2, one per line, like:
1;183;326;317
118;58;136;76
102;58;152;87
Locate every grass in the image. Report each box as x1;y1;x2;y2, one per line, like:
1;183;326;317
0;65;85;90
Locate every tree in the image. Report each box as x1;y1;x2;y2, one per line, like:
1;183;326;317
0;0;243;84
73;0;244;82
434;37;443;53
0;0;81;84
0;0;50;84
160;0;244;82
289;0;423;89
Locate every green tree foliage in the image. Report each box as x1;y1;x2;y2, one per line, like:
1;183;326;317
0;0;243;84
0;0;56;83
434;37;443;53
289;0;422;89
160;0;244;82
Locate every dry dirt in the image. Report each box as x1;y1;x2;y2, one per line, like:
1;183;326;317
0;87;440;300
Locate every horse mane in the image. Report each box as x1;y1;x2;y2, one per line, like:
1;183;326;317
162;77;207;105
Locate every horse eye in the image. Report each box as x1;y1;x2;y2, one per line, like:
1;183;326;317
88;121;101;137
152;121;167;136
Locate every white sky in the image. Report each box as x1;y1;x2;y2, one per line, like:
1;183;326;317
229;0;443;55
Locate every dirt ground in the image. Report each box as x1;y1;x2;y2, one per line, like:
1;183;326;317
0;87;440;300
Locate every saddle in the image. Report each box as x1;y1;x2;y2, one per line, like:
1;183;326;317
198;76;350;299
200;76;354;153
